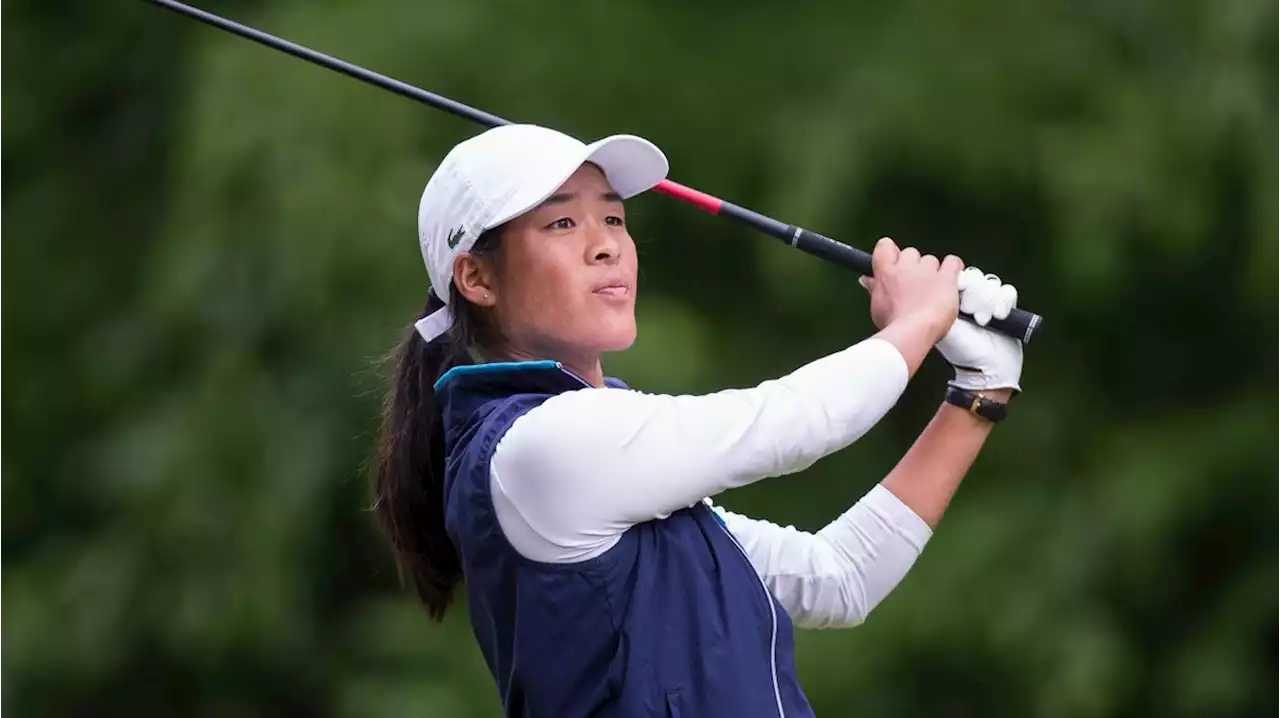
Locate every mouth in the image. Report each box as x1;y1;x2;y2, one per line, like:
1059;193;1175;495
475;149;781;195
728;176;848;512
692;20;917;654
592;277;633;299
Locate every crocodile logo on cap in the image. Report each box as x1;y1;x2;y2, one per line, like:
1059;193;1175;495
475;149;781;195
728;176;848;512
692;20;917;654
446;226;466;249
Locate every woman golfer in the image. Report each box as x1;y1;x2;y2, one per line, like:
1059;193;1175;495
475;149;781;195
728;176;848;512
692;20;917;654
373;125;1024;717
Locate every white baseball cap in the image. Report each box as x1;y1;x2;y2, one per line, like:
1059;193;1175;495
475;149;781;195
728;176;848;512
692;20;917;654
414;124;670;342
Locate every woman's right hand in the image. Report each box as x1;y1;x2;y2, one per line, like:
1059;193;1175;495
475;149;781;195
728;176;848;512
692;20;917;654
858;237;964;375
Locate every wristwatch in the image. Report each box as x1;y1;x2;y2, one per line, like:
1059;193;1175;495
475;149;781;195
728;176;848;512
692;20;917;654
944;385;1008;423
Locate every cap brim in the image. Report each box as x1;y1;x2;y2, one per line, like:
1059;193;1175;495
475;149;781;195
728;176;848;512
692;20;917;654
486;134;669;230
583;135;670;198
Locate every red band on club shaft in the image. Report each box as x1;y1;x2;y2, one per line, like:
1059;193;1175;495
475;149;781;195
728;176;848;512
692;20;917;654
653;179;723;214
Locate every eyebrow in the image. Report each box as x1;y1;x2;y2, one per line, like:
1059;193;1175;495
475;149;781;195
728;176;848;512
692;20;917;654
542;190;624;205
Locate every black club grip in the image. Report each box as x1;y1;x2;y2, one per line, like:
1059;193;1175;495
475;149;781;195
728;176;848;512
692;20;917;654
792;229;1044;343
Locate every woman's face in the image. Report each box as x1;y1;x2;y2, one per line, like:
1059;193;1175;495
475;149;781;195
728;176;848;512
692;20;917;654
455;163;639;367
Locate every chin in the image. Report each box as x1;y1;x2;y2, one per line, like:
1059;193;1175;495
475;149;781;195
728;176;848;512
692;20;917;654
593;318;637;353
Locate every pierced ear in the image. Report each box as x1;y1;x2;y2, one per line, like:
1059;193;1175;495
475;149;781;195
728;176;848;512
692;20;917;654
452;253;497;307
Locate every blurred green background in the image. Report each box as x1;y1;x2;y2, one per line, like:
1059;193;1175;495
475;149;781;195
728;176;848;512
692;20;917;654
4;0;1276;716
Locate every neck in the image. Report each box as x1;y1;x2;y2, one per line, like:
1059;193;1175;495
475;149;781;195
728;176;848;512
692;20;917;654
563;360;605;388
486;344;605;388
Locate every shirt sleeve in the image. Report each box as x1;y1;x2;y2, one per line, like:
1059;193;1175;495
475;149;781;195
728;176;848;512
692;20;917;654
490;337;910;563
707;484;933;629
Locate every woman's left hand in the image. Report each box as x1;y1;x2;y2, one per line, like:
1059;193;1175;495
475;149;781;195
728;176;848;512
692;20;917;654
935;267;1024;393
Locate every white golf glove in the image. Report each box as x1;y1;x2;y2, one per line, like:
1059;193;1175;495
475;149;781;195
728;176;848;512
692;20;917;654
936;267;1024;393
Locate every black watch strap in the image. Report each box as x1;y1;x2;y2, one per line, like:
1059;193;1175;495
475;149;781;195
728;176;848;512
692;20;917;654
944;385;1008;423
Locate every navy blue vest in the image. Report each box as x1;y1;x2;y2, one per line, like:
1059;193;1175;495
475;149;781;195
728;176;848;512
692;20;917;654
437;361;815;718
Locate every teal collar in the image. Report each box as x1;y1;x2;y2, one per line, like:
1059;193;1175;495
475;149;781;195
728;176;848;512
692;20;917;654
433;359;629;392
433;360;564;391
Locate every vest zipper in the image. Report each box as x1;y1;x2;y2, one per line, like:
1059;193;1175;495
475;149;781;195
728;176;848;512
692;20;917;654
712;512;785;718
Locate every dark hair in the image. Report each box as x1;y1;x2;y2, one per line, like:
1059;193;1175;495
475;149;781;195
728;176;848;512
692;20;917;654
372;228;502;621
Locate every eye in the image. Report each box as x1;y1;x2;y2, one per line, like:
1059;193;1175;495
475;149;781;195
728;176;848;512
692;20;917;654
605;215;625;227
547;217;575;230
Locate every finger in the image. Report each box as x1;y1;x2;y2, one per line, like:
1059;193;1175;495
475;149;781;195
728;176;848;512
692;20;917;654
871;237;899;275
961;271;995;316
956;265;983;292
995;284;1018;319
959;283;974;315
939;255;963;280
999;282;1018;307
898;246;921;265
858;276;876;294
959;277;983;315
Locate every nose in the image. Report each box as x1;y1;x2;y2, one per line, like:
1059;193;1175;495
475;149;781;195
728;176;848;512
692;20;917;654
585;220;620;265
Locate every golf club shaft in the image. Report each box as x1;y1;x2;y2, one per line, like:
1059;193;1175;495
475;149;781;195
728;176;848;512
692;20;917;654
147;0;1043;343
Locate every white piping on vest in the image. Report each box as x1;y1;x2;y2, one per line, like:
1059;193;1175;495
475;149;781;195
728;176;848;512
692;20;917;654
713;510;785;718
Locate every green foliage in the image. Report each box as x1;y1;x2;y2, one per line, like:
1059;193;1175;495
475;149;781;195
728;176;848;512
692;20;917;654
4;0;1275;716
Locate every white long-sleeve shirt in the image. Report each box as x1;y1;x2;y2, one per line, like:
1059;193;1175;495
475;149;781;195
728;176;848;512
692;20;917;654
488;337;932;628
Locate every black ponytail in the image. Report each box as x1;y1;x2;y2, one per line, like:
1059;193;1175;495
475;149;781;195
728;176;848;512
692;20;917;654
372;229;501;621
